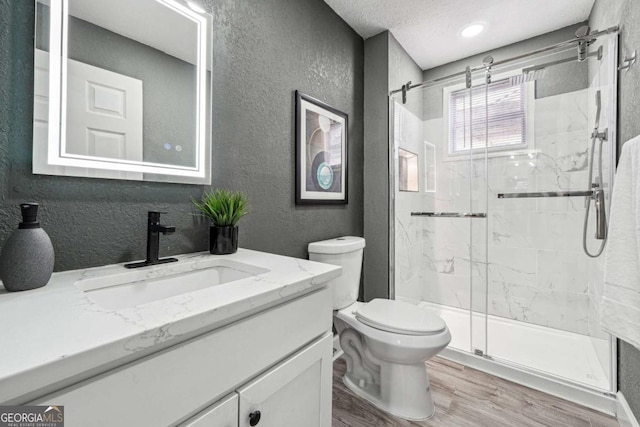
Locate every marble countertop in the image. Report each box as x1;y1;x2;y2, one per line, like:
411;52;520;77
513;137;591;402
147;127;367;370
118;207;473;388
0;249;340;404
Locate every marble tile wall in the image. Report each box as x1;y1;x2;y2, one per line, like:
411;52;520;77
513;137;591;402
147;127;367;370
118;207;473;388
394;86;611;337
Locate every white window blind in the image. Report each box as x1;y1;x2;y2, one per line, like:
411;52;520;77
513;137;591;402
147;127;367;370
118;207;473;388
449;78;529;154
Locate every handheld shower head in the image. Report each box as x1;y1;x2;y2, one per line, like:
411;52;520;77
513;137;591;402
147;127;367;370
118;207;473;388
576;25;591;62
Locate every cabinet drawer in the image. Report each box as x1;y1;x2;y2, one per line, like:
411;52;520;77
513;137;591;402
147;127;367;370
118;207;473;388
179;394;238;427
238;333;333;427
32;287;331;427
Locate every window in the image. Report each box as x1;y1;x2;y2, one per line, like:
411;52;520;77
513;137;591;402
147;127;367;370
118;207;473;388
448;78;530;155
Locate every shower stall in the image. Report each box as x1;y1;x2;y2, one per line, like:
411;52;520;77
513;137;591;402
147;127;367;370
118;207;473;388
389;27;618;409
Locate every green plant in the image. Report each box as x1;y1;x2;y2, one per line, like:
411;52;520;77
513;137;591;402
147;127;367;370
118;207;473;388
192;189;248;227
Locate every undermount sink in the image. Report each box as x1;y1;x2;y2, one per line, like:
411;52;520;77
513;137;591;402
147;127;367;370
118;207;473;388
76;258;269;310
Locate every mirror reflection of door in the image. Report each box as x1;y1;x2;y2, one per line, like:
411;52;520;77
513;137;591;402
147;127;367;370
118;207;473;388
398;148;419;192
34;49;143;180
66;59;143;164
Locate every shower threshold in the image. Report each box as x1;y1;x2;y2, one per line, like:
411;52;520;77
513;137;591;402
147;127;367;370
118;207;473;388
397;297;616;415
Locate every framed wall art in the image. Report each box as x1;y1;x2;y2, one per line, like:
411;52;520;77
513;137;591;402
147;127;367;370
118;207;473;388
295;91;348;204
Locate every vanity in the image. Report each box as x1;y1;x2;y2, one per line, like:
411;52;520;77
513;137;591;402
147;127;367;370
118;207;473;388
0;250;340;426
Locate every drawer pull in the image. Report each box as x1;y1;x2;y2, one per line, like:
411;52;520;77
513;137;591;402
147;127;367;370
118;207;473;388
249;410;261;426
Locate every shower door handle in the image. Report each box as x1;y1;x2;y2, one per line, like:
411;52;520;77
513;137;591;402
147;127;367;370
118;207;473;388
411;212;487;218
497;190;594;199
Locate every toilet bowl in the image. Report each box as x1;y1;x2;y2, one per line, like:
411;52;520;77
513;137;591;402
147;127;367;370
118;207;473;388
335;300;451;420
308;236;451;421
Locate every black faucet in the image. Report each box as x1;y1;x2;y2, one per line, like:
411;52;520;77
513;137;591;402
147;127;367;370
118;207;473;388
125;211;178;269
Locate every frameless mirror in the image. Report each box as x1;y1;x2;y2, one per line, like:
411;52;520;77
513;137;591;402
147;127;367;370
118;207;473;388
33;0;212;184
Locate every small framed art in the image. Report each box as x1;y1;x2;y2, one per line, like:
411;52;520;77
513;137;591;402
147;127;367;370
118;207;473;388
295;91;348;204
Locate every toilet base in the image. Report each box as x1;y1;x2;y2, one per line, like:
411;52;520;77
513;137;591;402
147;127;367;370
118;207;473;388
342;361;435;421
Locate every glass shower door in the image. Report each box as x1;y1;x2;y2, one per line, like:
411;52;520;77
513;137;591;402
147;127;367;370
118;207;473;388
391;70;487;354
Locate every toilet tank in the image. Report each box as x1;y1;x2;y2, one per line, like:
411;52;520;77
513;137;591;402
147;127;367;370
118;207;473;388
308;236;365;310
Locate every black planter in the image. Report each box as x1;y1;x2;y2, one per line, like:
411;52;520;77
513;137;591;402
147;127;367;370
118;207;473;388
210;225;238;255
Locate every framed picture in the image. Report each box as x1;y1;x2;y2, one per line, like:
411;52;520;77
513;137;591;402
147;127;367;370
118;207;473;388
295;91;348;204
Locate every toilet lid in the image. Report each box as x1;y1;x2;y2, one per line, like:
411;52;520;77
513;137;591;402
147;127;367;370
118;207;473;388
355;299;446;336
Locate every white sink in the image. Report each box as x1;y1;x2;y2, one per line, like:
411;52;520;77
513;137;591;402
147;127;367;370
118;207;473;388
76;258;269;310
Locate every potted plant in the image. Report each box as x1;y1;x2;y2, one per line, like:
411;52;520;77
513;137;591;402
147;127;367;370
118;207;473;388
193;189;248;255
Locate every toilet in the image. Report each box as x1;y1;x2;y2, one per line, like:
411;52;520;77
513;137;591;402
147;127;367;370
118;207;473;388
308;236;451;421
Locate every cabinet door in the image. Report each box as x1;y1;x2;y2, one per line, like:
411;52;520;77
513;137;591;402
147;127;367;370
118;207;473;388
179;394;238;427
237;333;332;427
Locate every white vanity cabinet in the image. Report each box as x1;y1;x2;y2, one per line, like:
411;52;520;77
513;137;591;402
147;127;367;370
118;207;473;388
30;288;333;427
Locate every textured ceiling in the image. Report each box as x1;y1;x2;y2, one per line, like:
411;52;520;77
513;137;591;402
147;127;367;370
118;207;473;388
323;0;595;70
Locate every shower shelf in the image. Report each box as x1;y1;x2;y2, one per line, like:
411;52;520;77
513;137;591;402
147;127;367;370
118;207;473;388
497;190;594;199
410;212;487;218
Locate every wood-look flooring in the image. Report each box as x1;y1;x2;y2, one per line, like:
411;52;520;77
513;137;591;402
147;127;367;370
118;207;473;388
332;357;619;427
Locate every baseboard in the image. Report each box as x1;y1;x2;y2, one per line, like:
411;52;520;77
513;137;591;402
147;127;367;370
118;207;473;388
617;392;640;427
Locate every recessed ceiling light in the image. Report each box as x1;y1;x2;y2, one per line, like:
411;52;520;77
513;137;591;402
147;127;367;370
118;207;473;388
461;24;484;38
186;1;206;13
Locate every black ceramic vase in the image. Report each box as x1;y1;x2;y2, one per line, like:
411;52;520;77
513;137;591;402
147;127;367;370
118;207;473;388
0;203;55;291
210;226;238;255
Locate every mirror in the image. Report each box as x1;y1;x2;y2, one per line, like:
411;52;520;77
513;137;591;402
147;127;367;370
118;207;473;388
33;0;212;184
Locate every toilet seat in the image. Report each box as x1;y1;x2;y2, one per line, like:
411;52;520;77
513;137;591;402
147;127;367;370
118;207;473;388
336;302;450;352
355;299;446;336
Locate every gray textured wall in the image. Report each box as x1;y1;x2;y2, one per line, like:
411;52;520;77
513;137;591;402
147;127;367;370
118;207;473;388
208;0;363;258
0;0;364;272
363;32;389;301
590;0;640;421
363;31;423;301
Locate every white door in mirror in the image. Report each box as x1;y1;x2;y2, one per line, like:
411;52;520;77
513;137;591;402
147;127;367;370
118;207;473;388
66;59;143;179
33;49;143;180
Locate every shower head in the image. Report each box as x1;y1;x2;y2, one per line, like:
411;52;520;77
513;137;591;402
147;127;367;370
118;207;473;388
509;67;546;85
576;25;591;62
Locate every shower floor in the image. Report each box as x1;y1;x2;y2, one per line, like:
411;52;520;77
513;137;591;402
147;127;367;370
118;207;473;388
397;297;611;391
